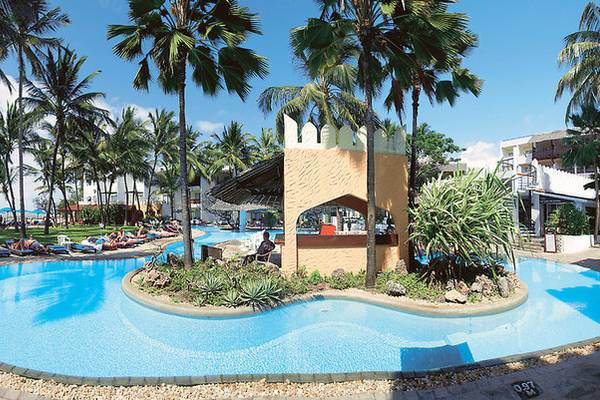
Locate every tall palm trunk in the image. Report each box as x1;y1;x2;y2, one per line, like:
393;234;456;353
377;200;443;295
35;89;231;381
170;193;175;219
409;80;421;209
408;79;421;270
176;62;194;268
44;118;63;234
74;178;80;224
146;157;158;216
133;179;142;215
361;39;377;288
107;179;114;222
4;159;18;230
123;175;129;226
93;168;105;225
60;150;70;228
17;45;26;238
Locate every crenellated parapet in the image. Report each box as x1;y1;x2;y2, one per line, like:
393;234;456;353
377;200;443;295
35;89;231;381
283;115;405;155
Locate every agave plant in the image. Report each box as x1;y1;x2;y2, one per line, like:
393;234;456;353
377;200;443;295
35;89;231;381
222;289;241;308
197;272;225;297
409;168;517;282
239;277;282;309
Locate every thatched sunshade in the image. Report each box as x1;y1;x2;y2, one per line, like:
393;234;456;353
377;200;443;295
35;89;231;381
209;154;284;209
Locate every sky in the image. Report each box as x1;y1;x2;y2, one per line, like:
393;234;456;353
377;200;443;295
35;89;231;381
0;0;591;207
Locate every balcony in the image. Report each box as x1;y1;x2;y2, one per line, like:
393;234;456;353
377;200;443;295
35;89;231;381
516;170;537;191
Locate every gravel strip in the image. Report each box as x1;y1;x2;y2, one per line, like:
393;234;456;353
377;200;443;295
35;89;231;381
0;342;598;400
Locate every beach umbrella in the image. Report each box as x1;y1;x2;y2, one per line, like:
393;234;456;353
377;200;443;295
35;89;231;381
0;207;12;213
31;209;46;215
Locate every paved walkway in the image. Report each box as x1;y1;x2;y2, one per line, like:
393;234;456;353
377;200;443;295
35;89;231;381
516;246;600;271
3;350;600;399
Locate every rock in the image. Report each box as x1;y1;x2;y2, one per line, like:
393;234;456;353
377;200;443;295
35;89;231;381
456;281;469;295
475;275;495;298
506;272;519;290
331;268;346;278
395;259;408;275
444;289;467;304
144;269;171;288
470;281;483;293
497;276;510;298
445;280;455;292
385;281;406;297
167;252;180;267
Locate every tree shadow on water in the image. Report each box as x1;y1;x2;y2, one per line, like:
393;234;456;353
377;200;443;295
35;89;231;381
27;267;107;325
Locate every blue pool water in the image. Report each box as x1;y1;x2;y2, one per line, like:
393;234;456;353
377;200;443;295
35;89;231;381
165;226;282;259
0;229;599;377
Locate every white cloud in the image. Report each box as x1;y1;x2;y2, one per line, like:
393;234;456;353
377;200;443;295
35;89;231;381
460;141;501;171
0;75;18;114
126;103;153;121
196;120;224;134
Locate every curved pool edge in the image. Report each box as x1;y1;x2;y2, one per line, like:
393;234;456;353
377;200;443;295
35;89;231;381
122;268;529;319
1;335;598;387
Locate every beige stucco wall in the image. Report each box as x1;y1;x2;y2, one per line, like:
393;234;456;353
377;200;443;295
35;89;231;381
297;245;400;275
282;147;409;275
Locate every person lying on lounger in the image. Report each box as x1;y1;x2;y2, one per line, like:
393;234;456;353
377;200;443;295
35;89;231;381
243;232;275;265
26;236;46;253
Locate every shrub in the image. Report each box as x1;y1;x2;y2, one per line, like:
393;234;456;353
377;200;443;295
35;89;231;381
81;207;101;224
546;204;589;235
327;271;365;290
197;272;225;297
239;277;283;309
308;270;323;285
376;271;444;302
410;169;517;281
222;289;241;308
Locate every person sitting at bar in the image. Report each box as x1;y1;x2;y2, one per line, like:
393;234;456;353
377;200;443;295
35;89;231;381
385;218;396;234
244;231;275;264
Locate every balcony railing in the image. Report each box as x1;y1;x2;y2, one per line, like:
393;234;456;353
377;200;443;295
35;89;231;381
516;169;537;191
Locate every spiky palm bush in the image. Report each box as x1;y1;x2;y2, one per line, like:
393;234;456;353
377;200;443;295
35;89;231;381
409;169;517;281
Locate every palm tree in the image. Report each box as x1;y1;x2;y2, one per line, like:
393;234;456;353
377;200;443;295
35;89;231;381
70;117;111;225
383;1;480;209
145;109;178;215
26;136;56;221
108;0;268;268
0;0;69;237
557;2;600;119
292;0;419;287
562;105;600;242
156;163;180;220
258;49;367;138
251;128;282;161
25;48;110;234
0;102;39;226
100;107;148;225
210;121;254;177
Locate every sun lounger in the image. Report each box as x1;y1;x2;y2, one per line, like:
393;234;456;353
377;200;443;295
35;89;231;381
70;244;97;254
46;245;69;255
0;247;10;257
9;248;33;257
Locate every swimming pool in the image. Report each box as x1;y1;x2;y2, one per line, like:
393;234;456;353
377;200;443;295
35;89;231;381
164;226;282;259
0;229;599;377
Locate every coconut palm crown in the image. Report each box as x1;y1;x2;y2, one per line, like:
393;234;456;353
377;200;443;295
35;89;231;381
108;0;268;268
0;0;69;237
25;48;110;234
557;2;600;119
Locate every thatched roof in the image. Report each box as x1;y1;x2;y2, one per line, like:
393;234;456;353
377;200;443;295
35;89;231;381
209;154;284;209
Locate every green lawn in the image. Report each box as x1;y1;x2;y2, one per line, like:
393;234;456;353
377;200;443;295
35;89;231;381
0;225;138;244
